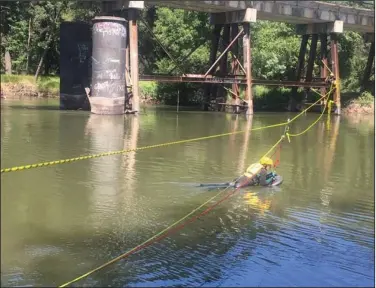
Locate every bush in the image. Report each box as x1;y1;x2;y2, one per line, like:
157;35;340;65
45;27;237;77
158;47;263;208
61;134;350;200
139;81;158;99
354;91;374;107
223;85;306;111
155;83;203;105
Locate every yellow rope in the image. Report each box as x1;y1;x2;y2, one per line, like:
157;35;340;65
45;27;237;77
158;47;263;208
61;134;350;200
1;81;333;175
322;59;333;76
59;132;287;287
0;122;285;174
57;83;334;287
260;135;285;159
0;113;312;174
59;185;231;287
288;85;332;123
287;86;334;138
328;100;333;117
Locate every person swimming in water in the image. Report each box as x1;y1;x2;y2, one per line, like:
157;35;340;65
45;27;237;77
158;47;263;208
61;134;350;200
233;156;275;188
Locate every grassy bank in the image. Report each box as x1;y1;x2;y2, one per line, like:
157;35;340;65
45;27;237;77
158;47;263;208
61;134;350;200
0;74;157;101
1;74;60;97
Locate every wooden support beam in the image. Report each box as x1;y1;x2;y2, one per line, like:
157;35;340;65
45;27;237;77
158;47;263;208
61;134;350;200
306;34;318;83
289;34;309;111
243;22;253;115
300;34;318;108
231;23;240;113
204;24;222;111
320;33;328;107
217;25;230;102
129;8;140;113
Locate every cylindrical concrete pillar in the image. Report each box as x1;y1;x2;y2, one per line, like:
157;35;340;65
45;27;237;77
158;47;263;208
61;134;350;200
90;16;127;114
60;21;91;111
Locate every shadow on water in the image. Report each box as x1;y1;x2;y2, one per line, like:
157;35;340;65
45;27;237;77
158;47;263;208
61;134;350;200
1;98;61;111
4;104;62;111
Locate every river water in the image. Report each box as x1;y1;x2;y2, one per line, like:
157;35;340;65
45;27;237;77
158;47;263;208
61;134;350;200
1;99;374;287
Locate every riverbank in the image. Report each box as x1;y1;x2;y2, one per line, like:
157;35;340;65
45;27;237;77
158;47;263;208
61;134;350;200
1;74;374;114
342;91;374;115
1;75;59;98
0;75;159;104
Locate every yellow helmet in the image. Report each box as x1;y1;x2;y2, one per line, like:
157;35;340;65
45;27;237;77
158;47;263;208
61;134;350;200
260;156;273;166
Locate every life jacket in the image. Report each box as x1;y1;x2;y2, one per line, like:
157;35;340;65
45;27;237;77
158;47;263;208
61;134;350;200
243;163;263;179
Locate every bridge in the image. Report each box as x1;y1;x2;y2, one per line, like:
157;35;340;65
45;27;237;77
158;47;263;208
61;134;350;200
61;1;375;115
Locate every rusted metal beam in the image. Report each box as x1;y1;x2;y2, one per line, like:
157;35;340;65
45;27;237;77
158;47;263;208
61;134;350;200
231;24;240;106
204;24;222;111
306;34;318;83
290;34;309;111
243;23;253;115
141;18;185;74
204;28;244;77
229;51;246;75
330;33;341;115
140;74;246;84
168;37;208;74
139;74;328;87
253;79;328;88
320;34;328;103
217;25;230;103
303;34;318;105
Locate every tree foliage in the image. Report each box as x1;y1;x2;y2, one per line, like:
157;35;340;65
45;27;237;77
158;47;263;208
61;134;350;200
1;1;374;102
0;1;99;76
251;21;301;80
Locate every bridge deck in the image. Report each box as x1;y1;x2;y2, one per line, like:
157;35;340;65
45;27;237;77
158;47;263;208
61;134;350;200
145;1;374;33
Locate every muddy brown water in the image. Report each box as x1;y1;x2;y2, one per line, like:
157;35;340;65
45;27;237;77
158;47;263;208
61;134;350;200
1;99;374;287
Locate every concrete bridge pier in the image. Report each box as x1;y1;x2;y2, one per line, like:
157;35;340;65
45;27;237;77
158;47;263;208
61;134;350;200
96;1;143;114
293;21;344;115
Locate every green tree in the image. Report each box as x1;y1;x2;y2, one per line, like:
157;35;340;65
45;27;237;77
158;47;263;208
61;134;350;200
251;21;301;80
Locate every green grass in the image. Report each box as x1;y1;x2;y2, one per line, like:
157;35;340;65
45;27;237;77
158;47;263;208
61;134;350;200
1;74;60;95
0;75;307;110
1;74;156;98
